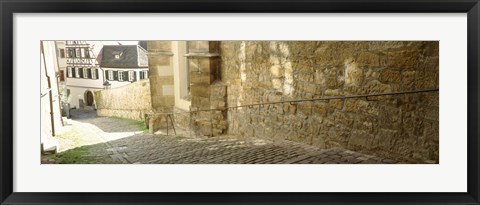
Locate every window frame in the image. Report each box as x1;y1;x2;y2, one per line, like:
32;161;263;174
118;71;123;81
108;70;113;81
128;71;135;82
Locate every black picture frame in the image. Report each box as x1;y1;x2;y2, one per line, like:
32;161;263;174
1;0;479;204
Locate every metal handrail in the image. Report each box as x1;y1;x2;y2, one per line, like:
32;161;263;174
189;88;439;113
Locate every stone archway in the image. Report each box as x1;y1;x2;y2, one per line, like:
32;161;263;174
84;90;94;107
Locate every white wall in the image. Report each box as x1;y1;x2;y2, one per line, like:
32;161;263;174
40;41;63;142
66;86;101;109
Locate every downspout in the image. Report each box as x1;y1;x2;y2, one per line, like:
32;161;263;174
53;42;64;125
41;42;55;136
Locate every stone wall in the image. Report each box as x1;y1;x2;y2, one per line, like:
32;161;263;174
221;41;439;163
173;107;191;130
95;79;152;121
147;41;175;113
187;41;228;136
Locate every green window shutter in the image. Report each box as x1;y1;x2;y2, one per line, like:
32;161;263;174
113;71;118;81
124;71;129;82
133;71;137;82
79;68;84;78
72;68;76;78
105;70;109;80
66;67;70;78
87;69;92;79
95;69;99;79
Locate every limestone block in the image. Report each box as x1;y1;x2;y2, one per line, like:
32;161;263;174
364;80;392;94
356;52;380;67
387;50;421;69
149;56;171;67
191;84;211;98
329;99;344;110
379;69;401;83
190;71;214;84
345;62;363;86
188;41;211;53
299;101;312;115
148;41;171;51
402;70;416;90
312;102;328;117
270;65;284;78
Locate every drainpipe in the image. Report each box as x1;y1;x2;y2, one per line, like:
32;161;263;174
53;42;64;125
41;42;55;136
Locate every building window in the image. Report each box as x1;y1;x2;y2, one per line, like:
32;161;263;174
85;49;90;58
67;67;73;78
85;68;91;79
75;48;81;58
106;70;113;81
78;68;86;78
118;71;124;81
139;71;148;80
81;48;86;58
66;48;71;58
113;71;119;81
92;68;97;79
129;71;135;82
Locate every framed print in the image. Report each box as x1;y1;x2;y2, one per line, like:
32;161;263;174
1;0;479;204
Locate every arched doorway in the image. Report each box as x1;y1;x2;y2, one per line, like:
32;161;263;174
84;91;94;106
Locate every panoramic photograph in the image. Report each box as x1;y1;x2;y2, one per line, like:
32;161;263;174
40;41;439;164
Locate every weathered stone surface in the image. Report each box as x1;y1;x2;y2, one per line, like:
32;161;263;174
345;62;364;86
218;41;437;163
379;69;401;83
95;79;152;121
356;52;380;67
148;41;171;51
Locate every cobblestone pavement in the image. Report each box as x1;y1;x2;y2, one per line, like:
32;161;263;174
42;116;399;164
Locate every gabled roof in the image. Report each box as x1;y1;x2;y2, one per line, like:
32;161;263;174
100;45;148;68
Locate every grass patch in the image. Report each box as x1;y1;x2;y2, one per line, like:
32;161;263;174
52;146;94;164
110;116;148;133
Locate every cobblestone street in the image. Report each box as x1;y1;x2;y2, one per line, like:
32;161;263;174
42;115;400;164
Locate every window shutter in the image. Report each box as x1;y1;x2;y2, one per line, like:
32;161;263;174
133;71;137;82
95;69;99;79
79;68;84;78
124;71;129;82
59;70;65;82
87;68;92;79
66;67;70;78
60;49;65;58
72;68;76;78
105;70;109;80
113;71;118;81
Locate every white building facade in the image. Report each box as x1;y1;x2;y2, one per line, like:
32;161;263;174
59;41;146;109
100;45;149;88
